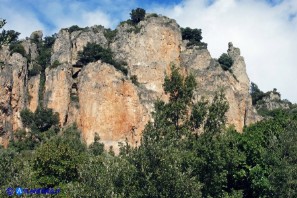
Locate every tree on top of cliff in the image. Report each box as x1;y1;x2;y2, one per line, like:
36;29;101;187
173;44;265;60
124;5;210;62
0;19;20;47
130;8;146;24
250;82;265;105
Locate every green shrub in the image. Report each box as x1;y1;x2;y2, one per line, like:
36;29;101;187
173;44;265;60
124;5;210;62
181;27;204;47
71;94;79;103
68;25;84;33
104;28;117;43
148;13;159;18
50;60;61;69
88;133;104;156
9;41;26;56
44;35;56;48
250;82;265;105
130;8;146;24
20;107;59;132
1;29;20;46
28;63;42;77
78;43;113;65
218;53;233;70
78;43;128;75
131;75;139;86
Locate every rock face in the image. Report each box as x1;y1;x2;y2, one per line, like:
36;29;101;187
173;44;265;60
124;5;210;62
0;47;28;147
0;14;262;149
181;42;260;131
256;90;290;111
77;61;148;151
44;63;72;125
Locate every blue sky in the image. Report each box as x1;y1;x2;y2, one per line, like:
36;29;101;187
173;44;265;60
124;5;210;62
1;0;297;102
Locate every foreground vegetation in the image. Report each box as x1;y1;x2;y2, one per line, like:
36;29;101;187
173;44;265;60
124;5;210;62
0;66;296;197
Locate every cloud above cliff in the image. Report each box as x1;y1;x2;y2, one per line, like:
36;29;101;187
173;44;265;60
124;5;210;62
0;0;296;102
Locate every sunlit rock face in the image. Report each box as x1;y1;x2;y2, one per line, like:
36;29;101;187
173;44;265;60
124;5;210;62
0;15;261;150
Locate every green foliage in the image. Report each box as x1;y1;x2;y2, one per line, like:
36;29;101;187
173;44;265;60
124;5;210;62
204;91;229;134
28;63;42;77
130;75;139;86
104;28;117;43
250;82;265;105
68;25;84;33
88;133;104;156
0;148;17;186
130;8;146;24
9;41;26;56
148;13;159;18
181;27;207;48
20;107;59;132
44;35;56;48
0;19;20;46
78;43;112;65
78;42;128;75
50;59;61;69
218;53;234;70
189;98;208;130
32;125;86;187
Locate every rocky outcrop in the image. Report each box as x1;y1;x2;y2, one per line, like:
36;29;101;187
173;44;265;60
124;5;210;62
0;47;28;146
0;14;262;149
181;42;260;132
77;61;148;152
44;63;72;126
51;26;107;65
256;90;290;111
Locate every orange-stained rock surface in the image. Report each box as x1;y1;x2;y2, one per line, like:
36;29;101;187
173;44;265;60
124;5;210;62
77;62;149;152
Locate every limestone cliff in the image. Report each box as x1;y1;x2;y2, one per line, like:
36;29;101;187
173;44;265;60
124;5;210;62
0;14;261;149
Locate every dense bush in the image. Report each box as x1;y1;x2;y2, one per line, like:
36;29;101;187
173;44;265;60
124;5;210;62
68;25;84;33
181;27;207;48
32;125;86;187
250;82;266;105
28;63;42;77
0;19;20;46
104;28;117;43
130;8;146;24
20;107;59;132
218;53;233;70
9;41;26;56
78;43;128;75
50;60;61;69
130;75;139;86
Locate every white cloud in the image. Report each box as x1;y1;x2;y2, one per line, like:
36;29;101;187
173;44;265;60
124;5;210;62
0;5;45;38
153;0;297;102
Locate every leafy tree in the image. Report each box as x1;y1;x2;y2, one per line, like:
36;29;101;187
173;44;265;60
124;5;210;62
218;53;234;70
88;133;104;156
78;42;128;75
68;25;84;33
20;107;59;132
204;91;229;135
32;125;86;187
78;43;113;65
250;82;265;105
181;27;202;43
163;65;197;133
9;41;26;56
0;19;20;47
130;8;146;24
